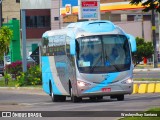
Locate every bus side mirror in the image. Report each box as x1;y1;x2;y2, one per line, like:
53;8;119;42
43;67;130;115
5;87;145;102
126;34;137;52
70;40;75;55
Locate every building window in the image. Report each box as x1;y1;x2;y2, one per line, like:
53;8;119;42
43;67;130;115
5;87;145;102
26;16;50;28
54;17;59;21
16;0;20;3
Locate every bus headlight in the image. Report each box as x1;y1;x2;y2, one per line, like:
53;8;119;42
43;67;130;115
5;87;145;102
77;81;91;87
121;78;133;84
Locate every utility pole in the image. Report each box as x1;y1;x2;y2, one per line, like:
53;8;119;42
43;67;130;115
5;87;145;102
151;9;158;68
59;0;61;29
21;9;27;72
141;13;144;38
0;0;2;27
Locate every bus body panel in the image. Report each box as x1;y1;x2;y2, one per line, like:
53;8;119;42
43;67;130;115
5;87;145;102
42;56;70;96
41;20;136;99
75;69;133;97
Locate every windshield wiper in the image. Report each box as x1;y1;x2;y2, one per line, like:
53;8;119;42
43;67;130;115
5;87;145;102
90;55;103;72
105;55;120;72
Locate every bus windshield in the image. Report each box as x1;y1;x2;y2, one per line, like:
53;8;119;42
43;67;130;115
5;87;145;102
76;35;131;73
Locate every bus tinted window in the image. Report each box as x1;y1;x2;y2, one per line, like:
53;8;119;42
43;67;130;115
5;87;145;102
42;35;66;56
76;35;131;73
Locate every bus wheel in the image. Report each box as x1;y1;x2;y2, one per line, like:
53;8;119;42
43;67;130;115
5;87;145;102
89;97;97;101
70;88;82;103
97;96;103;100
117;95;124;101
51;87;59;102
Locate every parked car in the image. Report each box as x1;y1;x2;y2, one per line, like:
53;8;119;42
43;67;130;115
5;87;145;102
0;60;4;76
27;57;36;65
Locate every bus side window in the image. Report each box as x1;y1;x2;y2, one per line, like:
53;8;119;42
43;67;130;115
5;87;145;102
66;36;75;66
42;37;49;56
66;36;71;56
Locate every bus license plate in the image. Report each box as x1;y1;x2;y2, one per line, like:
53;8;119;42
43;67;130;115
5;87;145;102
102;88;111;92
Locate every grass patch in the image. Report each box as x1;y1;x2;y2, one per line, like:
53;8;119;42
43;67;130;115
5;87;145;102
0;78;42;88
0;78;17;87
135;64;160;69
134;78;160;81
120;107;160;120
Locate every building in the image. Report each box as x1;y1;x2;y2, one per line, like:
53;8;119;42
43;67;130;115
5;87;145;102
59;0;159;52
2;0;51;57
2;0;20;23
1;0;160;58
25;9;51;55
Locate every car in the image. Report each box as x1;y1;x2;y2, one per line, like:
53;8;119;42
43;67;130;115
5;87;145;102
27;57;36;65
0;60;4;76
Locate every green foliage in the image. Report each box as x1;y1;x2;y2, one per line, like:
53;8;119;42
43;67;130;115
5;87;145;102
5;61;23;78
16;65;42;87
130;0;160;12
0;26;13;59
133;37;154;65
5;61;31;79
0;78;17;87
3;73;12;86
3;73;12;81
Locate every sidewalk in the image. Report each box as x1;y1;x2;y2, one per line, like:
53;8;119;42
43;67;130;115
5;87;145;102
134;68;160;72
0;86;45;95
134;64;160;72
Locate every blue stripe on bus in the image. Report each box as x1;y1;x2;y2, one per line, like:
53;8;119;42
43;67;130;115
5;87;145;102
84;72;119;93
42;57;62;95
56;62;67;67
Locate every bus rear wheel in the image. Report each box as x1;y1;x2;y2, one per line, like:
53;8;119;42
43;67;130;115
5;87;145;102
51;86;66;102
70;87;82;103
51;90;59;102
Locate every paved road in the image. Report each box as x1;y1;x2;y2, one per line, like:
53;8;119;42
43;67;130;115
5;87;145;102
0;70;159;120
133;71;160;79
0;89;159;110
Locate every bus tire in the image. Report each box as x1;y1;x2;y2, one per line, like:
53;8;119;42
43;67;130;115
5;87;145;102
97;96;103;100
89;97;97;101
50;86;59;102
117;95;124;101
70;87;82;103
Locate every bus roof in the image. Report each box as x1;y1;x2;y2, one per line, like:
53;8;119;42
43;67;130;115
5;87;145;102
42;20;126;39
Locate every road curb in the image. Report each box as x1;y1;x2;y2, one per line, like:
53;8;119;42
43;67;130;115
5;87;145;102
132;82;160;94
0;87;42;90
134;68;160;72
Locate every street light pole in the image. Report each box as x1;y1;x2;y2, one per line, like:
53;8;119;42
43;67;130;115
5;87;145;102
21;9;27;72
141;12;144;38
151;9;158;68
0;0;2;27
59;0;61;29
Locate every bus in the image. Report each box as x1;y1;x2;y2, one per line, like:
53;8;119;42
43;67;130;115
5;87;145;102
41;20;136;102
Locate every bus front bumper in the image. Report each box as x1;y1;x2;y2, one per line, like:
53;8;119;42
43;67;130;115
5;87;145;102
76;84;133;97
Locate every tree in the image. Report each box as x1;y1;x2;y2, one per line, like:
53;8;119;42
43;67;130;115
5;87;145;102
130;0;160;12
133;37;154;65
0;26;13;59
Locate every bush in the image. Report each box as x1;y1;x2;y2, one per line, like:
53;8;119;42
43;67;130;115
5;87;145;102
133;37;154;66
16;65;42;87
5;61;31;78
3;73;12;86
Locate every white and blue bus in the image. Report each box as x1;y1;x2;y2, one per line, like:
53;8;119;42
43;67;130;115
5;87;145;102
41;20;136;102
